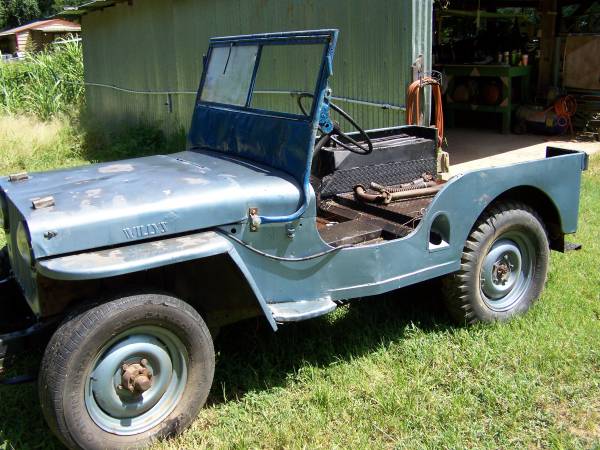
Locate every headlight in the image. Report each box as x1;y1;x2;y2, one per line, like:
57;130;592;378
16;221;32;265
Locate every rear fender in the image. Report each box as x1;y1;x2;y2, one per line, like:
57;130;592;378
35;231;278;329
429;148;587;251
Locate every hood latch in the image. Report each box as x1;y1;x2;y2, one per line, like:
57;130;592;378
32;196;55;210
8;172;29;182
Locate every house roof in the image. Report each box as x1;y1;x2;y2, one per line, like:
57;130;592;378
0;19;80;37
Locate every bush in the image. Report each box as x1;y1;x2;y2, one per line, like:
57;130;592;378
0;38;83;119
82;121;186;162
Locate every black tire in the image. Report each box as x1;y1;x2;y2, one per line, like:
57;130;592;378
39;293;215;450
442;201;549;324
0;246;8;278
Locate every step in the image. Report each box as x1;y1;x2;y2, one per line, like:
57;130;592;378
268;299;337;323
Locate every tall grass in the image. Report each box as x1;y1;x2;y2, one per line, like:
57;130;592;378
0;115;185;177
0;115;85;175
0;39;83;119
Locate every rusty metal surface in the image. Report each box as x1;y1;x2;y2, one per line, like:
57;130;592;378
36;231;232;281
335;192;434;225
319;200;413;238
318;218;383;247
120;359;153;394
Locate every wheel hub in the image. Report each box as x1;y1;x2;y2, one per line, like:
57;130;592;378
480;238;524;301
85;326;188;436
119;358;153;394
492;257;513;285
478;233;535;311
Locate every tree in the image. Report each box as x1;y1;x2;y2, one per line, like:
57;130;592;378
0;2;7;28
0;0;41;28
0;0;83;30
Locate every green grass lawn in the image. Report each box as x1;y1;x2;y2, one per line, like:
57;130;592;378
0;118;598;449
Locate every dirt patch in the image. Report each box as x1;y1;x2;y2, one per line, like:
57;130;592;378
550;398;600;445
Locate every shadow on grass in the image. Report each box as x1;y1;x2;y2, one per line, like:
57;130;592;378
0;280;455;449
209;279;454;406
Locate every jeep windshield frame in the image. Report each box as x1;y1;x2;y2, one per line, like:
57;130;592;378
196;30;337;121
190;30;338;225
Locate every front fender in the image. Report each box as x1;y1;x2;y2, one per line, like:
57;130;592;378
36;231;278;329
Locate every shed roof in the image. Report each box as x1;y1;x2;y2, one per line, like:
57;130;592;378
57;0;129;19
0;19;80;37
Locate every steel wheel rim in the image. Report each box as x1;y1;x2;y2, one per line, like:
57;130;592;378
84;325;188;436
479;231;535;311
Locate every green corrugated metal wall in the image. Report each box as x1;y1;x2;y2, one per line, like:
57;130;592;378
81;0;432;134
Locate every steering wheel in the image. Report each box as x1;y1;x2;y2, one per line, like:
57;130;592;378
297;93;373;155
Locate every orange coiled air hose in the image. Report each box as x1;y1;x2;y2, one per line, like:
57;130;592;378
407;77;444;147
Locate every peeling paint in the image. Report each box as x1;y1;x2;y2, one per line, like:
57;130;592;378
99;164;135;174
175;236;207;248
182;177;209;185
478;194;492;204
36;231;233;280
85;189;102;198
217;173;241;187
112;195;128;207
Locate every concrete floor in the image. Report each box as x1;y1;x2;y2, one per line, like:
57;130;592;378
445;128;600;176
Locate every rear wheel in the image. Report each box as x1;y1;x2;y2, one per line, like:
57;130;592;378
39;293;214;450
443;201;549;324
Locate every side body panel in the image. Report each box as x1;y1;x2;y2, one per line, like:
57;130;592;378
229;151;585;304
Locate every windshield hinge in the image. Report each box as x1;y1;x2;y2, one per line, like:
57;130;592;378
319;100;334;134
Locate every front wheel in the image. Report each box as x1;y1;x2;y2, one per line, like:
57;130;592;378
442;201;549;324
39;293;215;450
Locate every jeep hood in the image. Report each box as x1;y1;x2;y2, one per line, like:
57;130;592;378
1;150;302;259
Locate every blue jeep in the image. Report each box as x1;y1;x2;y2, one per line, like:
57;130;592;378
0;30;588;449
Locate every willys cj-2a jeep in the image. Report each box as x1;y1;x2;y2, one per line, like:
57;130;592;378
0;30;588;449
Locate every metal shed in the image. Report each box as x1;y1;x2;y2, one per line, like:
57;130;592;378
62;0;433;134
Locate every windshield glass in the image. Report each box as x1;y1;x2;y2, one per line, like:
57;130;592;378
199;42;326;117
200;45;259;106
